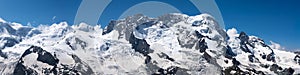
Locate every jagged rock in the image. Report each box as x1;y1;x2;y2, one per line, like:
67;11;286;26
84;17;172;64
102;20;116;35
261;53;267;59
197;39;208;53
13;63;38;75
203;51;212;63
270;64;283;72
248;55;259;63
145;55;152;64
294;51;300;55
238;32;249;43
223;65;248;75
224;60;229;64
100;42;111;51
225;45;236;58
245;68;265;75
266;53;275;62
0;51;7;58
281;67;295;75
157;52;175;62
192;20;204;26
269;64;295;75
238;32;253;53
232;58;240;66
65;37;87;50
12;46;94;75
260;64;270;68
67;54;94;75
152;66;188;75
294;55;300;65
106;14;157;41
145;61;161;74
13;46;59;74
129;33;153;56
157;14;187;27
176;25;200;49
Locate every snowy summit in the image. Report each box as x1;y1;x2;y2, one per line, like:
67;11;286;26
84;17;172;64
0;18;6;23
0;13;299;75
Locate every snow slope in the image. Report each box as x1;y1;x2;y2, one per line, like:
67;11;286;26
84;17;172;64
0;13;299;75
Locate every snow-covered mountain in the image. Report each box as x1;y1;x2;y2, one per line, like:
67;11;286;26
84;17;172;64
0;13;299;75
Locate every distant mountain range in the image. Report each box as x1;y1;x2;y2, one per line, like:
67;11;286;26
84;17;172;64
0;13;299;75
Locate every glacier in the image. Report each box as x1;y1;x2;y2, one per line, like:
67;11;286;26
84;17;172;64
0;13;299;75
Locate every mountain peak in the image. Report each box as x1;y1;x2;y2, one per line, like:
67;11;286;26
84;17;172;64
0;14;299;75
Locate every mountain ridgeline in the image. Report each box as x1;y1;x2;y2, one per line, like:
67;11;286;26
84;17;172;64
0;14;299;75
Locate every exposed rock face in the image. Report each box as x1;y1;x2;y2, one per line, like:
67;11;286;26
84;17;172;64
102;20;116;35
225;45;236;58
11;46;94;75
238;32;252;53
66;37;87;50
294;55;300;64
129;33;152;56
13;46;59;74
197;38;208;53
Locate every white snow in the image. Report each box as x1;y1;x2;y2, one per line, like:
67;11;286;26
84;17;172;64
227;28;238;40
270;41;284;50
186;13;213;24
0;18;6;23
10;22;24;30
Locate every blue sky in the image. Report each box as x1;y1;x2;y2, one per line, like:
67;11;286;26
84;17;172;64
216;0;300;50
0;0;81;25
0;0;299;50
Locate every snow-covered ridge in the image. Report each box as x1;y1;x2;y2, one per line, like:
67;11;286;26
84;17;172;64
0;18;6;23
0;13;299;75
